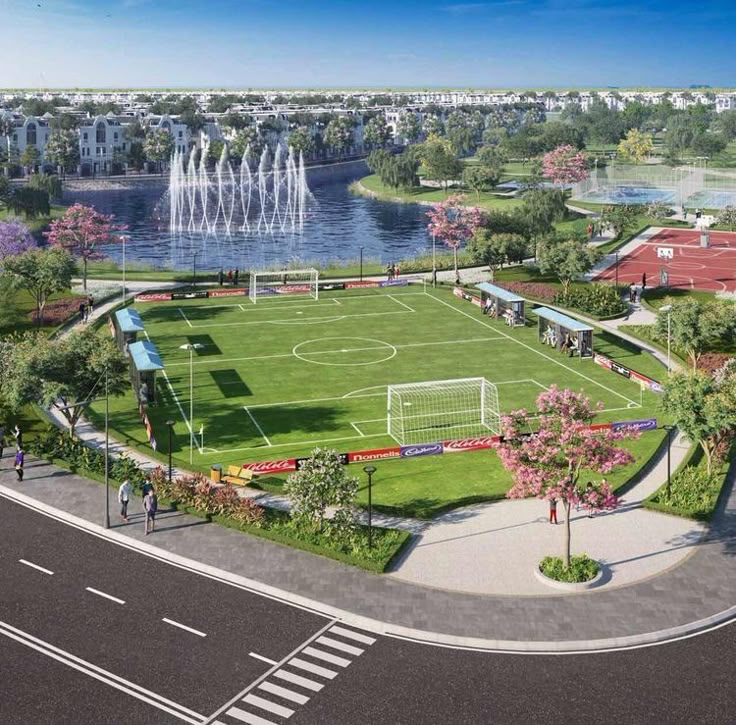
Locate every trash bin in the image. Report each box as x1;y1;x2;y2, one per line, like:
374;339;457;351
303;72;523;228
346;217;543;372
210;464;222;483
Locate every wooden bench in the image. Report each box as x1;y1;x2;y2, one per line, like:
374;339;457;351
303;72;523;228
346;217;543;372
222;465;257;486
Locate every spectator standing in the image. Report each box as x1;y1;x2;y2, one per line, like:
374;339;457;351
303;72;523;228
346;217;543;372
641;272;647;293
217;269;223;286
234;268;239;285
14;448;24;481
143;489;158;534
79;300;87;322
87;295;94;319
549;498;558;524
118;479;132;522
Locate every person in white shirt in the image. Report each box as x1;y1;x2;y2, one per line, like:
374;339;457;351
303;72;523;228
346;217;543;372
118;479;132;522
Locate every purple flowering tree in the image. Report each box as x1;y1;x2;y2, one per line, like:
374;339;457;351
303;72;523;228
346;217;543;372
0;221;37;263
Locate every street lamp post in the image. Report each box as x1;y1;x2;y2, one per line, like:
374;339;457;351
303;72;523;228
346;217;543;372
179;343;204;463
663;425;676;500
363;465;376;548
359;246;364;282
192;252;198;289
660;304;672;373
166;419;175;482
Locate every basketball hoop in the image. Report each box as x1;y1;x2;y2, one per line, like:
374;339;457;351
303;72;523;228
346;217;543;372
656;247;674;260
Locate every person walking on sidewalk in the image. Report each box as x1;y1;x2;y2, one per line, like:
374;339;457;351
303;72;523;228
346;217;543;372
118;479;132;522
13;424;22;451
549;498;558;524
143;488;158;535
14;448;24;481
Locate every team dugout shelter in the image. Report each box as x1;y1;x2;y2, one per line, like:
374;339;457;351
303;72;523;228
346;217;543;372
476;283;526;327
113;308;145;351
535;306;593;359
128;340;165;403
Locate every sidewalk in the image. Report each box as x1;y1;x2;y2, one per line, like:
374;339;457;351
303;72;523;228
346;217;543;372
1;452;734;651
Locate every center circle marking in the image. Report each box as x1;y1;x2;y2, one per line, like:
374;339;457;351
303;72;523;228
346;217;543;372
292;337;398;366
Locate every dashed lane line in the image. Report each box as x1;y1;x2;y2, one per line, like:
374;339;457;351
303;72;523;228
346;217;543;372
162;617;207;638
18;559;54;575
85;587;125;605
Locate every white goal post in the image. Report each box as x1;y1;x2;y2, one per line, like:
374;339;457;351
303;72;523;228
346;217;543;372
387;377;500;446
249;268;319;303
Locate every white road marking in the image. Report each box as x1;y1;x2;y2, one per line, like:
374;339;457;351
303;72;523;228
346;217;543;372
258;681;309;705
249;652;278;666
329;625;376;645
178;308;193;328
243;693;294;718
85;587;125;605
162;617;207;638
243;407;272;447
273;669;324;692
288;657;338;679
18;559;53;575
301;646;351;668
0;620;204;724
226;706;276;725
316;635;364;656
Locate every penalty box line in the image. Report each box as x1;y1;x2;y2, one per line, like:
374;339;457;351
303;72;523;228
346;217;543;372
425;292;640;407
184;309;414;330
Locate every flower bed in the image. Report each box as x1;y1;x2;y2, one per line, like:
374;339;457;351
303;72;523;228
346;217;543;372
539;554;600;583
29;296;85;326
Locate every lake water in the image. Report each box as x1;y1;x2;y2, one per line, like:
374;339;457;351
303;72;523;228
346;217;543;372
65;172;434;272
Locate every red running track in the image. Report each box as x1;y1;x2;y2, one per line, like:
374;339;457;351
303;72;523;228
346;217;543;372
595;228;736;292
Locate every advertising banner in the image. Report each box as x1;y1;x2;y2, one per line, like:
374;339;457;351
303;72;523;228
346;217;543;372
399;442;444;458
295;452;349;469
345;280;380;289
612;418;658;432
241;459;297;474
319;282;346;291
442;436;499;453
379;279;409;288
453;287;482;307
209;288;248;297
348;447;401;463
594;353;662;393
134;292;173;303
172;291;209;300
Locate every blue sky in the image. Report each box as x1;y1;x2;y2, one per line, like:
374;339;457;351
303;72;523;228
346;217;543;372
3;0;736;88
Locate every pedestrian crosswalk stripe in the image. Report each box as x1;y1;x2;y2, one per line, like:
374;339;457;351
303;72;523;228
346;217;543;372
288;657;338;680
302;646;351;668
226;705;276;725
329;625;376;645
244;693;294;719
273;669;324;692
258;681;310;705
316;635;364;656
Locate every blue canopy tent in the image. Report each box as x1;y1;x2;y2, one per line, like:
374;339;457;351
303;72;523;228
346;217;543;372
535;307;593;359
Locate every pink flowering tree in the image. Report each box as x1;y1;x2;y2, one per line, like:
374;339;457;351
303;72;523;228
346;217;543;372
542;144;589;187
45;204;127;291
494;386;638;569
0;221;37;263
426;194;484;283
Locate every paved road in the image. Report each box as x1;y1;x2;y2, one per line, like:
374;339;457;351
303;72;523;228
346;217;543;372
2;498;735;724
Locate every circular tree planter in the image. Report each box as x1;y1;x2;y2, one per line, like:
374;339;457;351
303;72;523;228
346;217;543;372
534;558;604;592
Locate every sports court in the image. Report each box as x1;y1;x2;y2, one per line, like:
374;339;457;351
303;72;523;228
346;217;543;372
595;228;736;292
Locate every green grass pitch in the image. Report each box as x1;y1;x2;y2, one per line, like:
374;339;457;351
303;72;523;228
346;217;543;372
98;285;667;518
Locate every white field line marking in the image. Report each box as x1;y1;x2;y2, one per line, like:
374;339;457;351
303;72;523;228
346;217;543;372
316;635;364;656
226;705;275;725
187;309;411;329
328;625;376;645
162;617;207;638
178;308;193;328
249;652;278;666
258;681;309;705
243;693;294;718
238;304;246;312
243;407;272;447
85;587;125;605
350;422;366;437
388;294;415;312
203;619;337;725
0;620;204;724
426;293;639;406
164;336;502;368
18;559;53;575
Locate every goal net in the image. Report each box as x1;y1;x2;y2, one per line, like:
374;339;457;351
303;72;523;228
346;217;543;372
387;377;500;446
249;268;319;303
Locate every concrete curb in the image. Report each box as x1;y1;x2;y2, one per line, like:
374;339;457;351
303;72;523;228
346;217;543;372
2;483;733;656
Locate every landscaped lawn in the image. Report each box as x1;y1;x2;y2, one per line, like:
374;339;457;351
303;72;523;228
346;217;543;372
89;284;667;518
0;285;84;336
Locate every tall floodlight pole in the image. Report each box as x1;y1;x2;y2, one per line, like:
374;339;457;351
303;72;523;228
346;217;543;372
363;465;376;549
663;425;676;499
179;343;204;463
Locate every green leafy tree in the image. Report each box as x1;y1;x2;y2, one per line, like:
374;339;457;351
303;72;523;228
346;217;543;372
716;205;736;231
206;139;226;166
143;129;175;171
324;117;354;154
417;135;463;191
230;127;263;161
127;142;145;171
0;175;11;207
287;126;314;156
617;129;654;163
601;204;640;238
28;173;63;201
655;299;736;370
7;187;50;218
519;188;567;244
20;146;41;170
646;200;671;222
537;238;600;296
462;164;500;199
476;144;506;167
364;115;391;148
446;110;476;155
467;231;527;280
397;112;422;143
45;130;80;174
284;448;358;541
423;115;444;137
661;370;736;474
0;328;128;435
2;247;74;324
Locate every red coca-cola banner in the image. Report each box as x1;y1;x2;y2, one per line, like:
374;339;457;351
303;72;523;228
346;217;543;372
442;436;500;453
210;288;248;297
240;459;297;474
135;292;173;302
344;280;380;289
348;447;401;463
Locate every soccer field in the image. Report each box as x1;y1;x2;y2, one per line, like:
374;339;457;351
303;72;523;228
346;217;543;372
106;285;666;516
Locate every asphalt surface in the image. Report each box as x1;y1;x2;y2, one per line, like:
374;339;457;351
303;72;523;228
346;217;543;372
2;497;735;724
